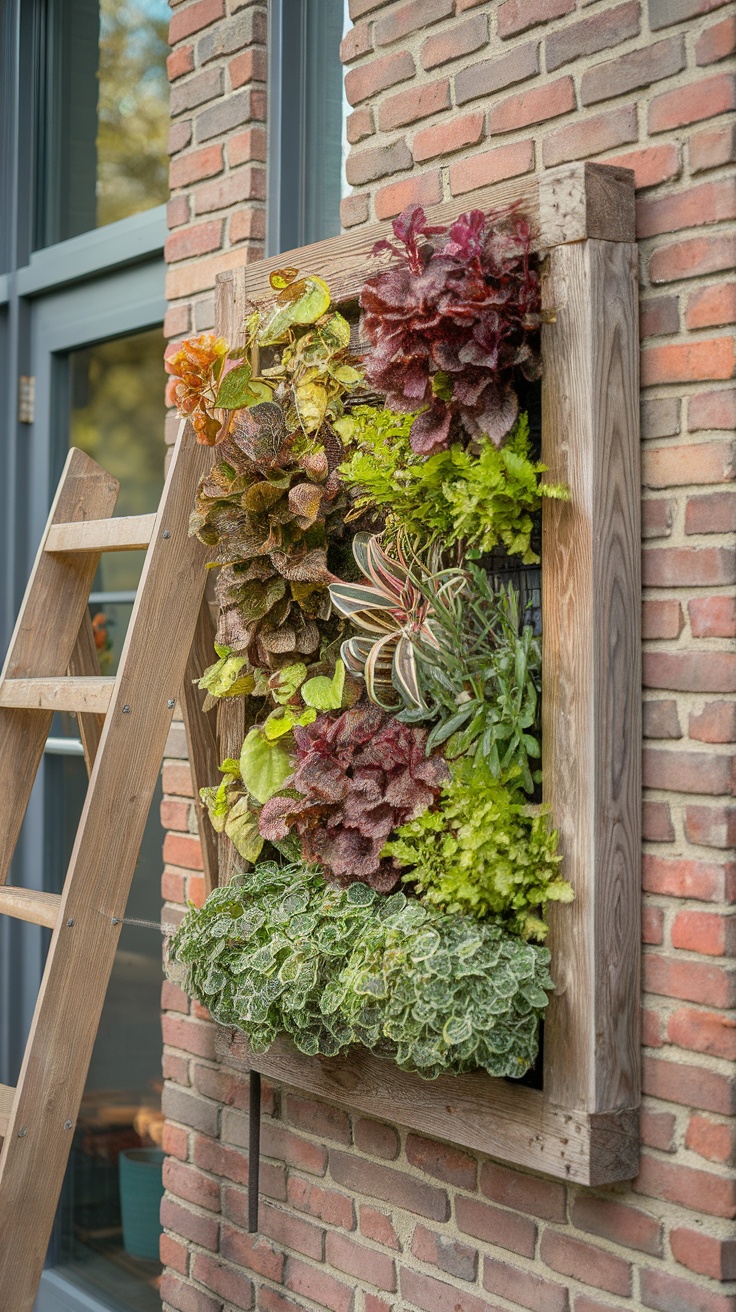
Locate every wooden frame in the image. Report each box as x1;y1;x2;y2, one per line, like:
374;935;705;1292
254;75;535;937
205;162;641;1187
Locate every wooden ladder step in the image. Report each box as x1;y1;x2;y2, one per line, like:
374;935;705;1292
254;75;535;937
0;888;61;929
0;1084;15;1140
0;677;115;713
45;513;156;554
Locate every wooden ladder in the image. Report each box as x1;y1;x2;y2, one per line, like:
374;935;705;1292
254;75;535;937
0;426;219;1310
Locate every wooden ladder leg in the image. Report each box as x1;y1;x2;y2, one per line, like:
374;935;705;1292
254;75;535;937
0;425;213;1312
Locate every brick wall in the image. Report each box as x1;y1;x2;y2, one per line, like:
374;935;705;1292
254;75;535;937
160;2;736;1311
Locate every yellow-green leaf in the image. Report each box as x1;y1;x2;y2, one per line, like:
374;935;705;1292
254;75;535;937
239;727;293;803
301;660;345;711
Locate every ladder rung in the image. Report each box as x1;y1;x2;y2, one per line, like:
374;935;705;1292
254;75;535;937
0;677;115;713
0;1083;15;1139
45;513;156;554
0;887;61;929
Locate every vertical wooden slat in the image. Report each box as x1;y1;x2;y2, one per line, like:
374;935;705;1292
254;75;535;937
540;238;641;1117
0;450;118;884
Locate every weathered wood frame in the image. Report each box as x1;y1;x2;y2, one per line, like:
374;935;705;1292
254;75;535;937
209;162;641;1187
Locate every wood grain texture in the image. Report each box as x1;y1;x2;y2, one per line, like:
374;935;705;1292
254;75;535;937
0;422;213;1311
538;163;636;246
0;448;118;886
0;677;115;713
0;888;60;929
68;612;107;775
181;596;220;897
541;239;641;1117
0;1085;14;1141
217;1027;635;1187
45;513;155;553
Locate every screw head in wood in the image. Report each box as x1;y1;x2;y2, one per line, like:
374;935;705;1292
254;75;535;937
64;1120;73;1131
162;530;171;539
167;698;175;709
66;918;74;927
122;705;130;713
17;1128;27;1138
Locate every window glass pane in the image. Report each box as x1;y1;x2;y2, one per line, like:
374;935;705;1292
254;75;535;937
36;0;170;248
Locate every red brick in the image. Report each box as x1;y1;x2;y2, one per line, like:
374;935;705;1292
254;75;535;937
691;702;736;744
162;1014;216;1060
686;1112;736;1165
498;0;575;38
640;1107;677;1152
341;194;370;228
229;47;268;90
646;442;735;490
644;954;736;1007
258;1288;309;1312
605;143;682;190
161;798;192;831
689;597;736;638
374;0;453;45
644;1053;736;1115
640;179;736;241
162;978;190;1015
364;1299;392;1312
542;104;637;167
668;1006;736;1059
697;14;736;65
483;1255;570;1312
643;699;682;739
643;801;675;843
349;0;389;14
167;193;190;229
422;14;489;70
689;388;736;431
405;1134;477;1190
642;396;681;438
675;906;736;955
329;1150;449;1221
642;337;736;386
640;1265;736;1312
455;41;539;104
197;1137;279;1194
671;1226;736;1282
412;1224;478;1281
287;1176;354;1230
160;1195;219;1250
450;140;535;195
644;854;731;901
160;1272;220;1312
489;78;575;134
326;1232;396;1292
644;651;736;693
641;496;674;542
634;1153;736;1219
230;208;266;245
540;1231;631;1296
165;220;223;263
643;545;736;587
401;1266;505;1312
573;1300;624;1312
378;78;450;131
649;72;736;133
346;107;373;145
340;21;372;64
259;1201;323;1260
221;1222;285;1281
186;874;207;908
346;139;412;186
649;0;732;29
162;866;185;903
194;166;264;215
414;112;485;163
643;1006;665;1047
163;762;195;797
587;36;686;109
163;1157;220;1212
345;50;414;106
687;281;736;330
190;1254;253;1310
161;1230;189;1274
641;296;679;340
352;1119;400;1160
168;118;192;155
642;905;664;945
686;491;736;535
480;1161;566;1221
258;1121;327;1176
170;144;224;190
359;1205;400;1249
286;1257;355;1312
284;1095;351;1146
163;303;190;339
375;171;442;221
169;0;225;45
650;233;736;284
455;1195;536;1258
228;127;267;166
163;1122;189;1160
545;1;640;71
685;804;736;848
642;600;683;640
691;123;736;174
167;45;195;81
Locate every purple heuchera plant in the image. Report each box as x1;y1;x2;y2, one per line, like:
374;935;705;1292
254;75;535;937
360;204;542;455
258;702;449;892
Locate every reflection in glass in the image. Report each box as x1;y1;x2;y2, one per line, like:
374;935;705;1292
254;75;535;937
36;0;170;247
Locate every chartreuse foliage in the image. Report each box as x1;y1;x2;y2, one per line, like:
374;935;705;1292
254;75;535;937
383;758;572;940
339;408;567;564
167;862;554;1079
